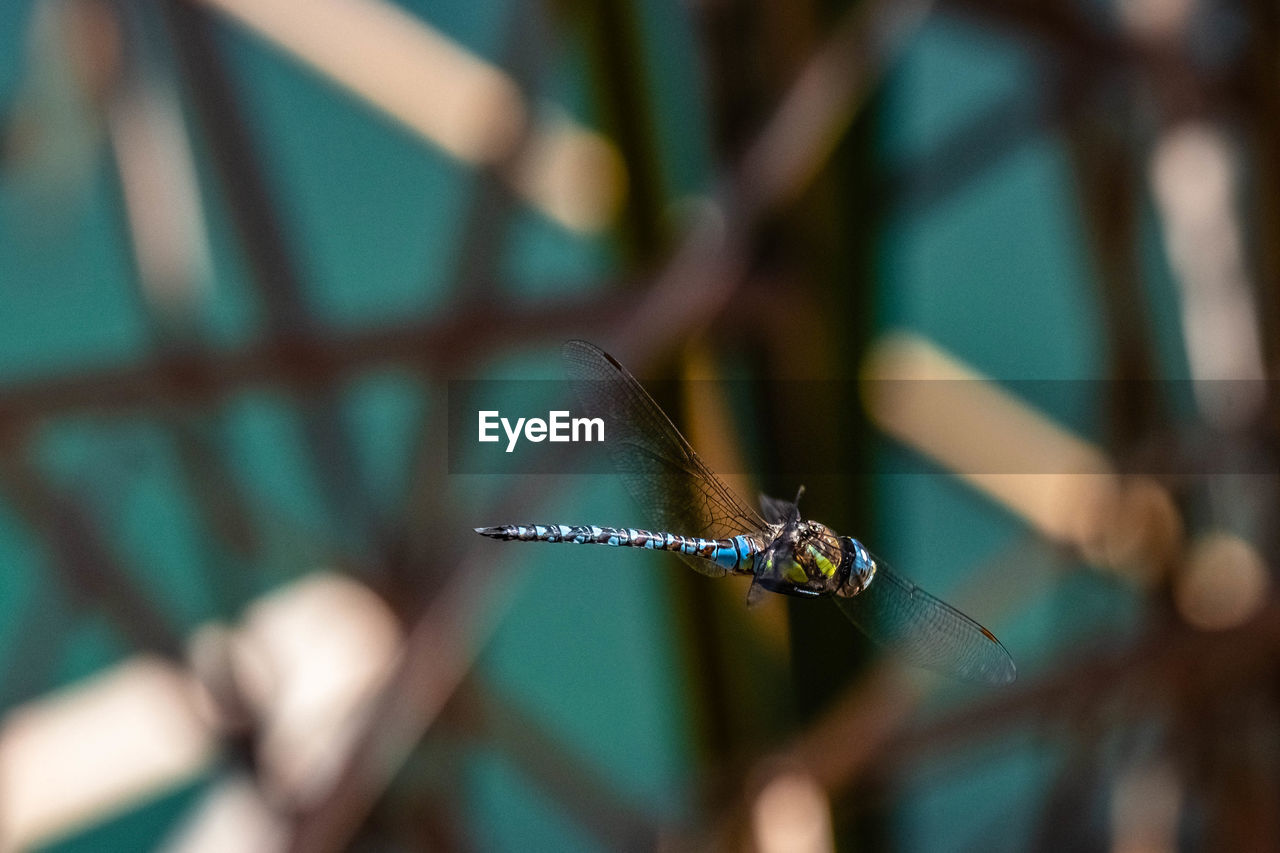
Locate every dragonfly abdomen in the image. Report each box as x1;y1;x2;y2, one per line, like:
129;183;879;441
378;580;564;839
475;524;753;571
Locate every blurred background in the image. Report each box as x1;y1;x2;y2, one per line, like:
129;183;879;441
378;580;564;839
0;0;1276;850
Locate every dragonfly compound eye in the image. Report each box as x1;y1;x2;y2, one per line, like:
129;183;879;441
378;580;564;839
835;537;877;595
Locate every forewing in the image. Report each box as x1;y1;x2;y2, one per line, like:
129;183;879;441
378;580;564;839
758;494;798;524
833;563;1016;686
562;340;767;577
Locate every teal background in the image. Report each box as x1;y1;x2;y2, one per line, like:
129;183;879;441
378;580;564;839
0;1;1180;850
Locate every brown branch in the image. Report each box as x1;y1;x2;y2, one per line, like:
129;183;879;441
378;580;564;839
940;0;1132;67
0;446;186;659
0;290;643;423
444;678;663;850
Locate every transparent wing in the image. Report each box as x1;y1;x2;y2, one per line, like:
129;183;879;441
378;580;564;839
562;340;768;578
833;563;1016;686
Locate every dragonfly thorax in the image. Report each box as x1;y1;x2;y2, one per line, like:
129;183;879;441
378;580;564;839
754;518;865;598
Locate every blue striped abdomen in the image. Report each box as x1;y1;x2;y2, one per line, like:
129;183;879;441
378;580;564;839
475;524;754;572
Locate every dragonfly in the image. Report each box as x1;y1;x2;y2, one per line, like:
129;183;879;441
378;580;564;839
476;340;1016;686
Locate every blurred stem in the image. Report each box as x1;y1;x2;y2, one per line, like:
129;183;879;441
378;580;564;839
1061;75;1165;443
1244;0;1280;381
572;0;666;263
